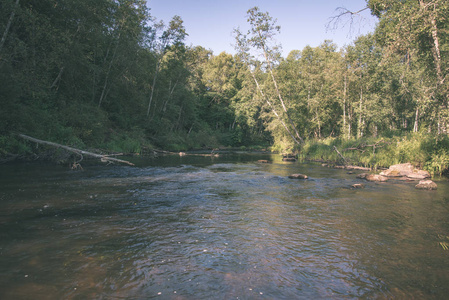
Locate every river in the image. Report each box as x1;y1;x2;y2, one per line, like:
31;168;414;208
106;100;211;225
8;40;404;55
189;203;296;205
1;153;448;299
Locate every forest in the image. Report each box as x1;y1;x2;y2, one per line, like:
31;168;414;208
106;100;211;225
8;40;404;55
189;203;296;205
0;0;448;174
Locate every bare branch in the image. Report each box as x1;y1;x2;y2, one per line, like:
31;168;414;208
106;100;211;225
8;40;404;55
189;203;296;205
0;0;20;54
326;6;370;38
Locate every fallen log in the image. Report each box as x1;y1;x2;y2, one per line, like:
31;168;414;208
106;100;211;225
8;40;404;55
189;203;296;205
18;134;135;166
333;146;349;166
343;139;391;154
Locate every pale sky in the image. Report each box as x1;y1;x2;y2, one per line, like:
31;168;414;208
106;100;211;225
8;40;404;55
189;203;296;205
146;0;377;56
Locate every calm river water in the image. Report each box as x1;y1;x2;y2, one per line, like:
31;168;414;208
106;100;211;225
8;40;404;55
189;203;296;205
1;153;449;299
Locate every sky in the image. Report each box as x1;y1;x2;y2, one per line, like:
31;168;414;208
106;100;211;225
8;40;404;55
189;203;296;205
146;0;378;56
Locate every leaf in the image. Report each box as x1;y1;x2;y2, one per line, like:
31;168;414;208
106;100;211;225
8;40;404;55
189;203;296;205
439;242;449;250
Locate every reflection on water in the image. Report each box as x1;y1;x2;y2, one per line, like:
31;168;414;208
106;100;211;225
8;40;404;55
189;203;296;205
1;154;449;299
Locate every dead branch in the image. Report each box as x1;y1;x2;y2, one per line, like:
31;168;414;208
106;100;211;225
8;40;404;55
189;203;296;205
326;6;370;37
343;139;391;153
18;134;135;166
333;145;349;166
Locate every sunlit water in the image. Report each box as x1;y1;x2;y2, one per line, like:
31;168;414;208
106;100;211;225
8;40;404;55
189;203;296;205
1;154;449;299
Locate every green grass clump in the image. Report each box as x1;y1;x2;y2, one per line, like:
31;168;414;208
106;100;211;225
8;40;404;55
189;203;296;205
300;133;449;175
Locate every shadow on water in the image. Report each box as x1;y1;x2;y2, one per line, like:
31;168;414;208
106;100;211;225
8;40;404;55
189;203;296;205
1;154;449;299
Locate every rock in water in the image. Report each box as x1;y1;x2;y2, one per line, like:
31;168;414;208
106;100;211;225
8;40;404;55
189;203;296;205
415;180;437;190
405;173;427;180
380;163;430;179
352;183;365;189
283;157;297;162
365;174;388;182
288;174;308;179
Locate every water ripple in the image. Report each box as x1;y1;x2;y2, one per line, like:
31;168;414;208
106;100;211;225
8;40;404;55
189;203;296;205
1;159;449;299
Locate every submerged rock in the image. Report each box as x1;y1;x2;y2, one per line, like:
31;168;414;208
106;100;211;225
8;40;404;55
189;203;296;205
288;174;308;179
347;165;371;171
365;174;388;182
352;183;365;189
283;157;297;162
415;180;437;190
282;154;297;162
257;160;270;163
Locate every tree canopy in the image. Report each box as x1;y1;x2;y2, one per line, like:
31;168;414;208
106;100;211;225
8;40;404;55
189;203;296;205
1;1;448;164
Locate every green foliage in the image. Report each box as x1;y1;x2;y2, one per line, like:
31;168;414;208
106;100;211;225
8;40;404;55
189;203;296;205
422;135;449;176
0;135;31;156
186;128;220;149
301;133;449;175
426;149;449;176
1;1;448;167
101;131;144;154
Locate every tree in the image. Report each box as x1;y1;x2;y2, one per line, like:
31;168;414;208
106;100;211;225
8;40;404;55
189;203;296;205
145;15;187;118
234;7;304;149
368;0;449;133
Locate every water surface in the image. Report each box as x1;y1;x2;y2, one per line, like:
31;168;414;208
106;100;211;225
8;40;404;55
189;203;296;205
1;154;448;299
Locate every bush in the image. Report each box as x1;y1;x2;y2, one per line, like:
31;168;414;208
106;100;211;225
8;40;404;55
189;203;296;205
301;133;449;176
425;149;449;176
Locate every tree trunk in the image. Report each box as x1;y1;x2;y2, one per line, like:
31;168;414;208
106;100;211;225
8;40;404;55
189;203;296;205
50;66;64;90
18;134;135;166
358;85;363;138
175;103;184;131
423;1;444;85
0;0;19;54
414;107;419;132
249;68;301;146
261;45;304;143
147;60;160;117
162;79;178;113
343;74;347;139
98;33;120;108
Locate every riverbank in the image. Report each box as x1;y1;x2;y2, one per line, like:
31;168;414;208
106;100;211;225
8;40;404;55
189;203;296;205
299;133;449;177
0;133;270;166
2;132;449;178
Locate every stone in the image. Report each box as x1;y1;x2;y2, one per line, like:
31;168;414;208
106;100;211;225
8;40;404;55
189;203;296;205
415;180;437;190
288;174;308;179
379;169;402;177
348;165;371;171
380;163;430;179
356;173;369;179
365;174;388;182
415;169;431;178
405;173;427;180
258;160;270;163
283;157;297;162
352;183;365;189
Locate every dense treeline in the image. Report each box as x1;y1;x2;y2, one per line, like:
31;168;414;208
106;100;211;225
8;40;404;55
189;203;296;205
0;0;267;155
1;0;448;171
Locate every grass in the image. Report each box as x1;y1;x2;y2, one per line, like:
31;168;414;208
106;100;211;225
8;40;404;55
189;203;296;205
299;133;449;175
